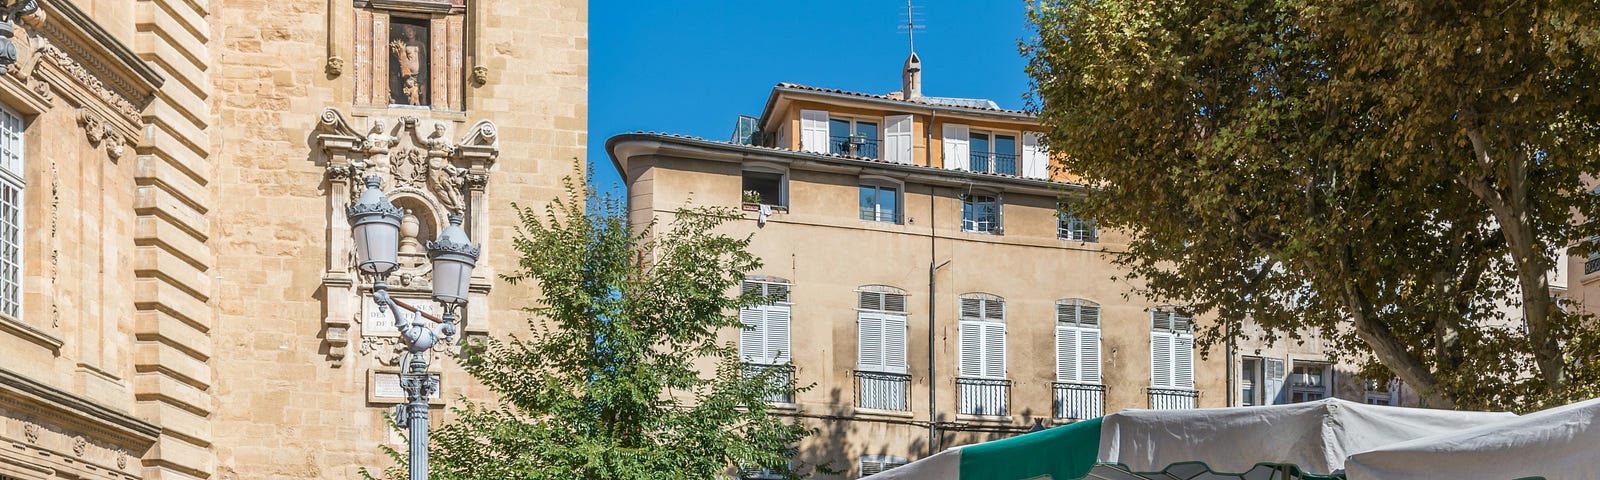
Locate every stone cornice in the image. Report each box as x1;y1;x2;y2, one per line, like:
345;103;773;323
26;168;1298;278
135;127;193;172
0;366;161;447
31;0;163;130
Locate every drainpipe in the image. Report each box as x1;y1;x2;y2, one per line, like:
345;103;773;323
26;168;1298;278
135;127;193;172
1226;321;1234;407
926;109;943;455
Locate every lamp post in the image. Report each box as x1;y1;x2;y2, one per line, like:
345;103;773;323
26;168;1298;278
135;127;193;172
346;176;479;480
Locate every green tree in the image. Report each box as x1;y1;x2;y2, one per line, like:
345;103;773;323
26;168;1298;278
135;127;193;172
1025;0;1600;410
368;171;811;479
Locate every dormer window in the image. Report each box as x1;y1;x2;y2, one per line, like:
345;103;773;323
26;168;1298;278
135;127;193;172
829;117;879;159
970;131;1017;176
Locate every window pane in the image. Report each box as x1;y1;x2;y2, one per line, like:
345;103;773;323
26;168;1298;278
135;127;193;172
859;185;876;221
830;119;851;139
857;122;878;141
994;135;1016;155
880;187;897;221
970;133;991;172
742;171;783;206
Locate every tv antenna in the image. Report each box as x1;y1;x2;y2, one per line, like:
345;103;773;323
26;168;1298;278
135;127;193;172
898;0;925;53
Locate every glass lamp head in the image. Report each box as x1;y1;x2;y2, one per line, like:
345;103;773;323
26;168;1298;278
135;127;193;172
346;176;404;274
426;213;479;305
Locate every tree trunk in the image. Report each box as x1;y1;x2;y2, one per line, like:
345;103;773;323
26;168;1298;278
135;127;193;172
1460;123;1565;395
1337;245;1457;408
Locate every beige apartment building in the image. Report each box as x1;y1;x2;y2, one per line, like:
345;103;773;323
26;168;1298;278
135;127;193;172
0;0;584;478
609;54;1233;479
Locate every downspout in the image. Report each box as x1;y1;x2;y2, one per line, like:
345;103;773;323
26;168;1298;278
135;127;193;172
1225;321;1234;407
926;109;941;455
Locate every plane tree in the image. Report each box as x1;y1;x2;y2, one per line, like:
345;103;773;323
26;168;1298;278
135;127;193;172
1025;0;1600;410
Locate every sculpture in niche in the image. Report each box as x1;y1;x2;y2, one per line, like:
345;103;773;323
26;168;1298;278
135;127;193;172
388;17;429;106
314;108;499;366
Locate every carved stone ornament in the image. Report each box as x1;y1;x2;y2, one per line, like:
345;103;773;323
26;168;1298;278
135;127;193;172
72;435;86;456
470;65;487;86
325;55;344;77
313;107;499;366
77;109;123;160
22;421;38;443
117;449;127;469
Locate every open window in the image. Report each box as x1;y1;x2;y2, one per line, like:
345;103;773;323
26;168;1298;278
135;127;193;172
741;165;787;208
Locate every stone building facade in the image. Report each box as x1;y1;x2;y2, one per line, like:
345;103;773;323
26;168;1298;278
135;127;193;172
0;0;585;478
608;55;1233;479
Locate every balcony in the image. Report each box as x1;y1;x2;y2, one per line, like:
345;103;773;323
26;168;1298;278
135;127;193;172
970;151;1018;176
854;371;911;411
957;377;1011;416
1148;387;1198;410
830;135;879;159
743;363;795;404
859;208;904;224
1053;382;1106;420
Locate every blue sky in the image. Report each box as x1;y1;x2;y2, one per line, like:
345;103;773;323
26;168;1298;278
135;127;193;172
589;1;1035;199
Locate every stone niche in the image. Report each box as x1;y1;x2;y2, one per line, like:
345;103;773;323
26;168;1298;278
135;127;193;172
312;107;497;369
351;0;468;111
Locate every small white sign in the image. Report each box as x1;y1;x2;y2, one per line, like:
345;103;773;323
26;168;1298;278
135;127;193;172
372;371;442;400
364;294;434;336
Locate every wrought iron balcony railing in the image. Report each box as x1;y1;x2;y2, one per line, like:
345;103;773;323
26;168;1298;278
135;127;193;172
1148;387;1198;410
854;370;911;411
1053;382;1106;420
970;151;1018;176
743;363;795;404
830;135;879;159
957;377;1011;416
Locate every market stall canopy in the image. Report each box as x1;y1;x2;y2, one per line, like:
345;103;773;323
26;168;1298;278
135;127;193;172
866;398;1515;480
1345;397;1600;480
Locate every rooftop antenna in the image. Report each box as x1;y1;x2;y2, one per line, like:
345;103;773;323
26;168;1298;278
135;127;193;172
898;0;925;53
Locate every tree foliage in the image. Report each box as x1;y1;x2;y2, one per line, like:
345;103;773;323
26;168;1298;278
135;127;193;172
1025;0;1600;410
368;171;811;479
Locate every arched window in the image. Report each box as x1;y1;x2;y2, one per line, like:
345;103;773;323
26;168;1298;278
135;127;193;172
957;293;1007;415
856;285;909;411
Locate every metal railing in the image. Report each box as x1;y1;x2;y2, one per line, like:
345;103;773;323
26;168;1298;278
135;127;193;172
830;135;879;159
859;208;903;224
957;377;1011;416
971;151;1018;176
1053;382;1106;420
962;218;999;234
1148;387;1198;410
743;363;795;404
854;371;911;411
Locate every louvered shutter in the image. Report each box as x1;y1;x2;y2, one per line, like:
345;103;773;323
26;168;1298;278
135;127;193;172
959;321;982;377
1174;333;1194;389
942;124;970;170
740;306;765;362
1151;332;1174;387
884;293;906;313
858;312;884;372
859;291;883;311
884;313;907;374
983;322;1006;378
1056;324;1078;382
766;304;791;364
1021;132;1048;179
883;115;913;164
800;110;830;153
1265;358;1286;405
1081;325;1102;383
960;297;982;319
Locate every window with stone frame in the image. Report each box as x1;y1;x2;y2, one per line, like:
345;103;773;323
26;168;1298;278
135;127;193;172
353;0;468;111
0;106;23;321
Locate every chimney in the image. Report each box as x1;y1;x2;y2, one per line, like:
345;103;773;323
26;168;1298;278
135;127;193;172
902;52;922;100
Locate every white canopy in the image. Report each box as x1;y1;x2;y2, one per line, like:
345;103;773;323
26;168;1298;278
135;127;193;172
1345;397;1600;480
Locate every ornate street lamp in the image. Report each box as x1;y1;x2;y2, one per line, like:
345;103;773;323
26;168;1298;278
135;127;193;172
347;176;478;480
0;0;39;73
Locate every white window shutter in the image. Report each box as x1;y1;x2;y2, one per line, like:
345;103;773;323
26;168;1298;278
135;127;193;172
1082;327;1102;384
942;123;970;170
885;314;908;373
1022;132;1048;179
1151;333;1174;387
1175;334;1194;389
1265;358;1286;404
1056;326;1078;382
740;306;765;362
984;323;1006;378
858;312;884;372
800;110;830;153
959;321;982;377
767;305;791;364
884;115;914;164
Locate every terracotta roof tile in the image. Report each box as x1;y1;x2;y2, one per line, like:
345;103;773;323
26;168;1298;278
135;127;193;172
775;82;1034;116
